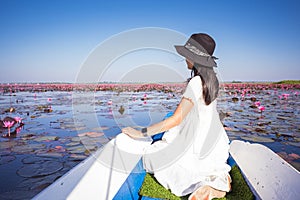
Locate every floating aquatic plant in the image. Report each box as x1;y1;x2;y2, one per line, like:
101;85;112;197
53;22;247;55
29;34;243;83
0;81;299;198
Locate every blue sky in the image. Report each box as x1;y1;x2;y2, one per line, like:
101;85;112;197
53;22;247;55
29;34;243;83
0;0;299;83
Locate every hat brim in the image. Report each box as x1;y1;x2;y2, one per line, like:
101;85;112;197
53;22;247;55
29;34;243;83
174;45;217;67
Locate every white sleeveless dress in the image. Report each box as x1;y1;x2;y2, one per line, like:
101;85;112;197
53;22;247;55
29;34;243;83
116;76;231;197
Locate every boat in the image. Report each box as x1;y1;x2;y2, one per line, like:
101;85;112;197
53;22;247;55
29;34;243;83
32;137;300;200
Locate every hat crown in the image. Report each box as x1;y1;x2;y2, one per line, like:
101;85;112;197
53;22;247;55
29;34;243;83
174;33;217;67
188;33;216;56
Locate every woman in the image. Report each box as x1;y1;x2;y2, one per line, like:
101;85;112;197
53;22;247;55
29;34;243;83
122;33;231;200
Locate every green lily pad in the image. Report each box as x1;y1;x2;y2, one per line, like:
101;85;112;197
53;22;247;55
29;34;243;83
83;145;97;151
69;154;87;161
12;145;34;154
21;133;36;139
241;135;274;143
80;137;103;149
92;136;109;144
79;136;95;143
66;145;86;154
34;136;59;142
0;141;19;149
253;127;267;133
283;141;300;148
277;116;290;120
36;152;64;158
28;143;47;149
60;121;86;131
0;155;16;165
277;131;295;137
22;156;53;164
93;126;110;131
70;126;86;131
71;137;81;142
0;149;11;156
17;160;63;178
234;124;252;132
66;141;80;146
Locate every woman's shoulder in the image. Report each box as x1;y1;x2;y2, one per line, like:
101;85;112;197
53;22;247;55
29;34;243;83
188;76;202;87
183;76;203;101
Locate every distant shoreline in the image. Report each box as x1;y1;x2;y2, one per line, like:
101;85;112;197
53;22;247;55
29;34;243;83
227;80;300;84
0;80;299;85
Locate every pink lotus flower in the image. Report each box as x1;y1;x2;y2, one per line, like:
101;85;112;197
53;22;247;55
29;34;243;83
258;105;265;117
254;101;261;107
107;100;112;105
15;126;22;134
258;105;265;112
3;120;14;128
3;120;14;136
282;93;290;100
14;117;22;124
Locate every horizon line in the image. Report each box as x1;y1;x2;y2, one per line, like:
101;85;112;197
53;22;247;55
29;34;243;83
0;79;299;85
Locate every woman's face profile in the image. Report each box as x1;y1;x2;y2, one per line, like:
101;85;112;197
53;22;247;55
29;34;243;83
185;59;194;70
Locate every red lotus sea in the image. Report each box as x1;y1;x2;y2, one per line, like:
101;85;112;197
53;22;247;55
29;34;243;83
0;82;299;199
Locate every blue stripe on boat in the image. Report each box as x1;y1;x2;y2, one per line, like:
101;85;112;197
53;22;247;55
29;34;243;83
113;112;174;200
113;160;146;200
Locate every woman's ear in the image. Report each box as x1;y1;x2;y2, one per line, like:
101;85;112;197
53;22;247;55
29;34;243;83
186;59;194;69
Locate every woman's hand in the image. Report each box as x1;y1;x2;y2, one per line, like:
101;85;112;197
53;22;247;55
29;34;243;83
122;127;144;139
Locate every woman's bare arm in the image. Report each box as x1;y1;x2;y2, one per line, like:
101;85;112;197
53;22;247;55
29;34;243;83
122;97;194;139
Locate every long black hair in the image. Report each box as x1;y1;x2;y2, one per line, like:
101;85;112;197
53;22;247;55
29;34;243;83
189;63;219;105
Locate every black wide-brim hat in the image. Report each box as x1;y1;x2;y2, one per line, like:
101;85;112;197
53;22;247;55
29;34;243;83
175;33;218;67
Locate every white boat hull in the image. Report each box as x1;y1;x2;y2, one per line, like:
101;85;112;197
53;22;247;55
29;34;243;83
230;140;300;200
33;139;300;200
